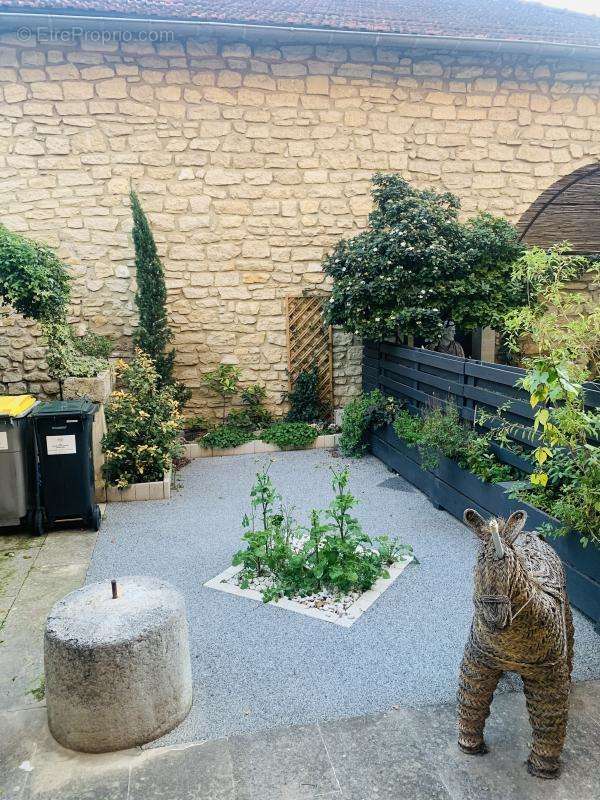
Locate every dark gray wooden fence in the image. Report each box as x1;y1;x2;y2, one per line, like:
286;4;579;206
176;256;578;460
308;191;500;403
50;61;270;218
363;342;599;462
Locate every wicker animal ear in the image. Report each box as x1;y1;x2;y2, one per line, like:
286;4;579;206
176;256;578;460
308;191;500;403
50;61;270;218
504;510;527;543
463;508;487;539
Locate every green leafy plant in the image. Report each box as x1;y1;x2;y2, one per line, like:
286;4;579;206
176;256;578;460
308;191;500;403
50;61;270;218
102;350;183;488
202;423;253;450
394;404;515;484
514;434;600;548
74;330;113;360
416;404;466;470
457;433;514;485
503;244;599;486
0;225;70;322
285;365;329;423
261;421;318;450
202;363;241;422
240;384;273;427
183;415;212;441
393;409;424;446
323;174;524;343
339;389;396;457
26;675;45;703
232;465;414;602
44;321;108;382
130;191;191;407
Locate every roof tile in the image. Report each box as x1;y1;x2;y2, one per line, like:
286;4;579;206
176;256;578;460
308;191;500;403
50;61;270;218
1;0;599;48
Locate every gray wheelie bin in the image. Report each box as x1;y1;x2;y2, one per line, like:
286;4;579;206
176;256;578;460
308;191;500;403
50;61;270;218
0;395;38;529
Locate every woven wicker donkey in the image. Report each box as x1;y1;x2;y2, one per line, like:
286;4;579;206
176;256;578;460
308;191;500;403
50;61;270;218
458;509;574;779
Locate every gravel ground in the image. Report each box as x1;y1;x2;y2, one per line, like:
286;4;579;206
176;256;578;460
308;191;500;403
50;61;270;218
86;450;600;746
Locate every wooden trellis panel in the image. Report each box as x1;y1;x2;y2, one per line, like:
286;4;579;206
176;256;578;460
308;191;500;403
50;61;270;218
286;295;333;407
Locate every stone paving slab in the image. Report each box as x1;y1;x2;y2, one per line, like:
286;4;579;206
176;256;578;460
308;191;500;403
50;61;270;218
1;681;599;800
0;529;97;714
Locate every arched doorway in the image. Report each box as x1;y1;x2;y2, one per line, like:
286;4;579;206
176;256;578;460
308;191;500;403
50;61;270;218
518;163;600;253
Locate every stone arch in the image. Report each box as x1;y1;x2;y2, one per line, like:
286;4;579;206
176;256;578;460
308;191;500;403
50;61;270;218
518;162;600;254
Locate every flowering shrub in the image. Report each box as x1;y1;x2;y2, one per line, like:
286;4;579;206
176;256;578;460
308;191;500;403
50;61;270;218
323;174;523;343
102;350;183;488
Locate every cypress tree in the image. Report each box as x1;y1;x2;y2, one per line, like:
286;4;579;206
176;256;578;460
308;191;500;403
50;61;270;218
130;190;175;387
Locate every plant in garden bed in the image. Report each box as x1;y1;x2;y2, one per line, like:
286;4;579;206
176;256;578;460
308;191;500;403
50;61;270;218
339;389;396;457
285;364;329;423
183;415;213;442
102;350;183;488
202;363;241;422
261;421;318;450
393;405;516;484
512;436;600;548
202;424;253;450
226;384;273;431
232;465;414;605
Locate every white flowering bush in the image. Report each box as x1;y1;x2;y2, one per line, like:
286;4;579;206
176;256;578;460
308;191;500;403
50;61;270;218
323;174;524;342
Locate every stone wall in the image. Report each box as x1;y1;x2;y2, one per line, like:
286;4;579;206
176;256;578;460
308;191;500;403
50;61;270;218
0;31;599;413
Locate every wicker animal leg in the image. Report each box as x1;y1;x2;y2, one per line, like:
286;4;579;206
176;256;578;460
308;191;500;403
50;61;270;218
522;665;570;779
457;652;502;755
565;603;574;679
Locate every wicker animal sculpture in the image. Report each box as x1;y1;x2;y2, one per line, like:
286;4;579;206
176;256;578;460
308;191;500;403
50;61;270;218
458;509;574;779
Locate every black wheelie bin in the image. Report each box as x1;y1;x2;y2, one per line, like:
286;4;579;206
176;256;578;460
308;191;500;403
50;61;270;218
29;400;101;536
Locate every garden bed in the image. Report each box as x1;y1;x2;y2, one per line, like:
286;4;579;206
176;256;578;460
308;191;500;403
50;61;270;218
104;470;172;503
371;425;600;626
183;433;339;460
204;556;413;628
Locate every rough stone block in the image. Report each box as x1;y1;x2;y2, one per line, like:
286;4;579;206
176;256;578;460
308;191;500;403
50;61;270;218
44;576;193;752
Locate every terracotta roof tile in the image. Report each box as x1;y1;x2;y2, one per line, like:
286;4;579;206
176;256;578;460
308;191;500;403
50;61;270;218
1;0;599;48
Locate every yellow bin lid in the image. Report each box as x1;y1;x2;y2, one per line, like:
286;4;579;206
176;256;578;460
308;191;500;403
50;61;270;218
0;394;38;418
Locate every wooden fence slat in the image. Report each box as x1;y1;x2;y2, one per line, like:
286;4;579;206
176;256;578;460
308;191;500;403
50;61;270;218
363;341;599;470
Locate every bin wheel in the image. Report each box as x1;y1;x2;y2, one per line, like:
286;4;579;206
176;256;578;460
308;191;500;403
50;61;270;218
33;509;44;537
91;505;101;532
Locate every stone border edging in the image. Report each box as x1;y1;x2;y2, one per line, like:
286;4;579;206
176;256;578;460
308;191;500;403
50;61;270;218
104;469;172;503
182;433;340;460
204;556;413;627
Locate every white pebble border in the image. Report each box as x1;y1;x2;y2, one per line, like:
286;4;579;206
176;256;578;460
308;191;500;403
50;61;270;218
204;556;413;628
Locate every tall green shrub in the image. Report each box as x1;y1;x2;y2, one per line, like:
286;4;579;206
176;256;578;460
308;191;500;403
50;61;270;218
323;174;524;343
130;191;176;383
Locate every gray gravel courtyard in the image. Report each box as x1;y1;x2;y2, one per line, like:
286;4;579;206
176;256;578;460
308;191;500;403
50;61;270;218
86;449;600;747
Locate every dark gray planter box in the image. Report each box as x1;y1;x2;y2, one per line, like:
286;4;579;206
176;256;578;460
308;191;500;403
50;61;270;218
371;425;600;626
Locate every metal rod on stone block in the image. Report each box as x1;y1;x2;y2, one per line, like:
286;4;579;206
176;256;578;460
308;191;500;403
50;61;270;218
111;580;118;599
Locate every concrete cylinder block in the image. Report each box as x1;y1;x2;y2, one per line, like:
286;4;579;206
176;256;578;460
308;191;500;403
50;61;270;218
44;575;193;753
